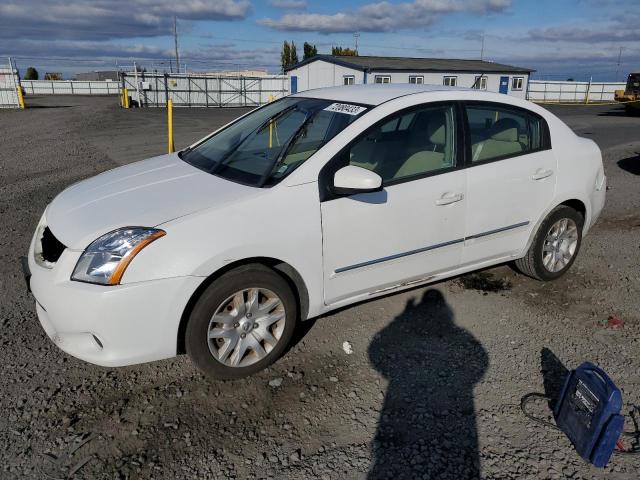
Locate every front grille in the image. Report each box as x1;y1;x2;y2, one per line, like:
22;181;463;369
41;227;66;263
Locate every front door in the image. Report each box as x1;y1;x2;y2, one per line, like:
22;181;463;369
462;102;556;265
320;103;467;305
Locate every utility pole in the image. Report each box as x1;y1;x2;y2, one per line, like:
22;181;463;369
173;16;180;75
480;34;485;61
615;46;623;82
353;32;360;54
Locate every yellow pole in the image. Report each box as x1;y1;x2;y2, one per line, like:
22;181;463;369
123;88;130;108
16;86;25;109
167;99;175;153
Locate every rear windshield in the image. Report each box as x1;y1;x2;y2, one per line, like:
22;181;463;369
180;97;369;187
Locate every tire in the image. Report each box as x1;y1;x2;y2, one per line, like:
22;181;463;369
186;264;298;380
515;205;584;281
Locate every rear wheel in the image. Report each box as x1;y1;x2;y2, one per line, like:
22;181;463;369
515;205;583;281
186;264;297;380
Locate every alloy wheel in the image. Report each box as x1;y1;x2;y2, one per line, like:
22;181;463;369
542;218;579;273
207;288;286;367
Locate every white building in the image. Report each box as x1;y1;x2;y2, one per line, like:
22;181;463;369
286;55;534;98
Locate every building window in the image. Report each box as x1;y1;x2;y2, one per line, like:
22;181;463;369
374;75;391;84
473;76;487;90
511;77;524;90
409;75;424;84
443;76;457;87
343;75;355;86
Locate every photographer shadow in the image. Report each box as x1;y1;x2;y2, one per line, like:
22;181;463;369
368;289;488;479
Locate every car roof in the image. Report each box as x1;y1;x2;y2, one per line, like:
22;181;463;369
292;84;474;106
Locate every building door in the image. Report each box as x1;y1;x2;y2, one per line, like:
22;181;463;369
290;76;298;94
499;76;509;94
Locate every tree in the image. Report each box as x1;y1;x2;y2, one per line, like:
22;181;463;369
24;67;39;80
303;42;317;60
331;46;358;56
280;40;300;71
281;41;291;72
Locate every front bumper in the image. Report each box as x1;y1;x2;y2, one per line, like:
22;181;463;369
27;244;202;367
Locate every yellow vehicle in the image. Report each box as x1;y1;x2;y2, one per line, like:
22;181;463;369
615;73;640;112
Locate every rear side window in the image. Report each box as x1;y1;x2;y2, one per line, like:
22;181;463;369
465;104;547;163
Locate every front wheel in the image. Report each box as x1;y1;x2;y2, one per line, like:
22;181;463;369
186;264;298;380
515;205;584;281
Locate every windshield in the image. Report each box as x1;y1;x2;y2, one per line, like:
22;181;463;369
627;73;640;93
180;97;369;187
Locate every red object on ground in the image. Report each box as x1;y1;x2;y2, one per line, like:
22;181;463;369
607;315;624;329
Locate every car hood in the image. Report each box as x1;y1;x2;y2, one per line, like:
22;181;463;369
46;154;261;249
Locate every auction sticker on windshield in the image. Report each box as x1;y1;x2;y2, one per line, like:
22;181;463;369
323;103;367;116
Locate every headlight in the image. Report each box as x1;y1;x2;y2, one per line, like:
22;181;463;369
72;227;165;285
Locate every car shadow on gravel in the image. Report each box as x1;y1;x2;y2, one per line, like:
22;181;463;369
368;289;488;479
617;154;640;176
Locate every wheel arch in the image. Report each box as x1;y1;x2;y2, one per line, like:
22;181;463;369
176;257;309;355
521;197;589;257
559;198;587;222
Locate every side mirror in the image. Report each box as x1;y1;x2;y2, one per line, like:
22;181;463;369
332;165;383;195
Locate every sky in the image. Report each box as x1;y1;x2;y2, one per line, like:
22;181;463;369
1;0;638;81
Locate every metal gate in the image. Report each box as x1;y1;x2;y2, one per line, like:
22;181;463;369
0;59;20;108
121;72;289;107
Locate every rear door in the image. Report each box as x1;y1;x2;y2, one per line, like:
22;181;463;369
461;102;556;265
320;103;467;305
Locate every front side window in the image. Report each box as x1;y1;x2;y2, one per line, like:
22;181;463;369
343;75;355;85
409;76;424;84
466;104;544;163
181;97;368;186
346;104;457;184
511;77;524;90
375;75;391;84
443;76;457;87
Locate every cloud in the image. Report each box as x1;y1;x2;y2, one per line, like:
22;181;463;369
259;0;512;33
268;0;307;8
528;14;640;43
0;0;251;41
4;38;281;77
6;39;278;66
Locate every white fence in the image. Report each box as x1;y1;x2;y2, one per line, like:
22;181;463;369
0;65;20;108
21;80;120;95
527;80;626;103
121;73;289;107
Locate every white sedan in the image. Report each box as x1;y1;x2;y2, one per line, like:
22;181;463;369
24;84;606;380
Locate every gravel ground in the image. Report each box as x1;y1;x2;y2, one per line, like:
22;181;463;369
1;96;639;479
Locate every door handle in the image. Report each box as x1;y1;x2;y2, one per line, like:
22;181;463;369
435;193;464;206
532;168;554;180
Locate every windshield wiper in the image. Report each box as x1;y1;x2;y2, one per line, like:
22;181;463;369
208;105;304;175
257;111;315;187
255;104;297;134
